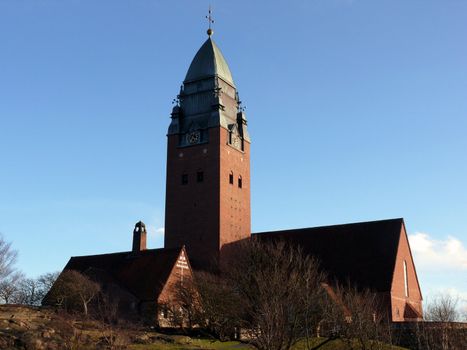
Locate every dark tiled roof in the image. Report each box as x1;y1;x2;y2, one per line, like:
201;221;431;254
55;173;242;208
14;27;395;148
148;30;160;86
64;247;182;301
254;218;404;292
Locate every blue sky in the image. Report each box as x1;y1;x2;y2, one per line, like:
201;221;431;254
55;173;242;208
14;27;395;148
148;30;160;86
0;1;466;310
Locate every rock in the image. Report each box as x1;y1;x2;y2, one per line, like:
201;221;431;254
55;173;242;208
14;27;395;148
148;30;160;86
8;318;28;330
133;333;151;344
152;333;175;343
41;331;51;339
173;335;193;344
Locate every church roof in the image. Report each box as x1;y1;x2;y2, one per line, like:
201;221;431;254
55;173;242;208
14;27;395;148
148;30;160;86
184;37;235;86
63;247;183;301
254;218;404;292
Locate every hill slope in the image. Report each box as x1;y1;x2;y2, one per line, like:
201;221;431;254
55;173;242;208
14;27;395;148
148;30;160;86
0;305;407;350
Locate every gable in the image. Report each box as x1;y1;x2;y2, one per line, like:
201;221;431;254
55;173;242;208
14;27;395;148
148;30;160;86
391;222;422;300
157;247;194;304
390;222;423;320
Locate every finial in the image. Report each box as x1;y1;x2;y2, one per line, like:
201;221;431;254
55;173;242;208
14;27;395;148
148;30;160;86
206;5;214;36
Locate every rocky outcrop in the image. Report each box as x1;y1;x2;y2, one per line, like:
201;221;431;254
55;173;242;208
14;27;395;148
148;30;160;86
0;305;78;349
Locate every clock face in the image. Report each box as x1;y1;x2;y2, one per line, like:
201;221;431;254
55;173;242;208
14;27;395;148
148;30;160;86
186;131;200;145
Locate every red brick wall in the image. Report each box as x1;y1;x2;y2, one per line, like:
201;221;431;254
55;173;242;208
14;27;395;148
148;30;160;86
164;128;221;269
164;126;251;270
219;128;251;265
390;224;423;321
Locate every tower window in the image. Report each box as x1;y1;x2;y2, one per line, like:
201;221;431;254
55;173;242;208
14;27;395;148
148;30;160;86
197;171;204;182
181;174;188;185
238;176;242;189
229;172;234;184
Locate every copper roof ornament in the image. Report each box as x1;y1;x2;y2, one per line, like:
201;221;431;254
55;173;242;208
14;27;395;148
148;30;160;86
206;5;214;36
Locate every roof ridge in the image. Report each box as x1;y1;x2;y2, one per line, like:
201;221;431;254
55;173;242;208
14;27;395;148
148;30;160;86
70;247;181;260
254;218;404;235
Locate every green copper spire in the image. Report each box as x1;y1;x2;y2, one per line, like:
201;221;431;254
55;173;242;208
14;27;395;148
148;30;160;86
184;37;235;87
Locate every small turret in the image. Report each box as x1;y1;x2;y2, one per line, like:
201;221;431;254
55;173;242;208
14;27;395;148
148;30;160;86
132;221;147;252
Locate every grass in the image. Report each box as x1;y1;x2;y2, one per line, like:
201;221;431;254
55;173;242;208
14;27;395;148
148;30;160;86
129;338;253;350
294;338;408;350
128;336;409;350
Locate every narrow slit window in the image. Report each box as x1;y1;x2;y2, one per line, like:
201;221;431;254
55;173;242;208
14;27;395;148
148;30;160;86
229;172;234;185
197;171;204;183
403;260;409;297
182;174;188;185
238;176;242;189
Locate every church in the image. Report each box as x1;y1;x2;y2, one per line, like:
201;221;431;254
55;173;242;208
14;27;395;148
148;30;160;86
46;25;423;325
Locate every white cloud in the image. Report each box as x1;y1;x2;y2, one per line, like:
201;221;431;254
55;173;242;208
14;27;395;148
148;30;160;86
409;232;467;271
408;232;467;319
145;225;164;249
147;226;165;237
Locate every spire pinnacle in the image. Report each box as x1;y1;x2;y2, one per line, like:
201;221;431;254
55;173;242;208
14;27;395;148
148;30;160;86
206;5;214;36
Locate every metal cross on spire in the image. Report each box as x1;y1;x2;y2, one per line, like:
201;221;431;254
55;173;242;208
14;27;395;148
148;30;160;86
206;5;214;36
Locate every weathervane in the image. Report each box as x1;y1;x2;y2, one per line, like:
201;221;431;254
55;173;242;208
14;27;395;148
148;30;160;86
206;5;214;36
236;92;246;112
238;100;246;113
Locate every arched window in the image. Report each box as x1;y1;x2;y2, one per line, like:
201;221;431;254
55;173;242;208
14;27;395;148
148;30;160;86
197;170;204;182
238;176;243;189
181;173;188;185
229;172;234;185
403;260;409;297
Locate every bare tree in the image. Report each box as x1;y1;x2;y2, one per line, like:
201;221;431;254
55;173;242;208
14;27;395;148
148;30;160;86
46;270;100;315
173;239;327;347
421;293;463;350
0;234;23;305
425;293;460;322
322;284;392;350
167;277;202;330
176;240;399;350
225;239;326;350
0;234;18;281
0;271;60;306
96;291;120;324
15;277;40;305
0;272;23;303
170;271;241;337
196;271;242;339
36;271;60;303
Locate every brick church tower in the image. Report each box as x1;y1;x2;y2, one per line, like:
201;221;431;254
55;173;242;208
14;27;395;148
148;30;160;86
164;29;251;270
